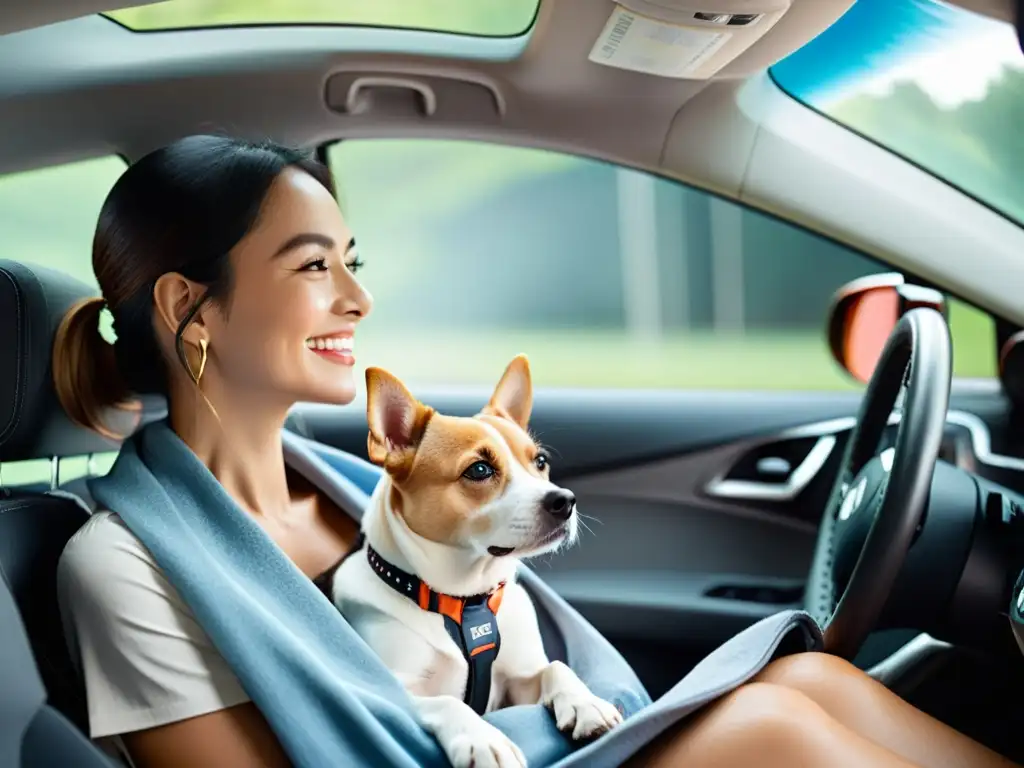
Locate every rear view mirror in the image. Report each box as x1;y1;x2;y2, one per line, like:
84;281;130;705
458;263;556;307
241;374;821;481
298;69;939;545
827;273;947;383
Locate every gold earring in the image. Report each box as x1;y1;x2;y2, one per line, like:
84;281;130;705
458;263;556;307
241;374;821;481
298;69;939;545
189;338;220;424
184;338;209;386
196;338;209;386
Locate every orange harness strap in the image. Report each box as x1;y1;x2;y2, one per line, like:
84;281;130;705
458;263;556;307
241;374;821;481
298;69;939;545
366;542;504;714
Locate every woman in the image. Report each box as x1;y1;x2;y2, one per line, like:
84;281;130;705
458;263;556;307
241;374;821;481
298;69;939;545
52;135;1016;768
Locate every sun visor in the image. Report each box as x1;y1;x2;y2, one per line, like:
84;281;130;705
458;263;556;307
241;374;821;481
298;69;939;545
587;0;791;79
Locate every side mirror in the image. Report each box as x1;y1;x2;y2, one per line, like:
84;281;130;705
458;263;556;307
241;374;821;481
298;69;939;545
827;273;947;383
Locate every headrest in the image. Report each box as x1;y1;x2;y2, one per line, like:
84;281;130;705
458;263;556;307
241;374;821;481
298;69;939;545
0;260;121;463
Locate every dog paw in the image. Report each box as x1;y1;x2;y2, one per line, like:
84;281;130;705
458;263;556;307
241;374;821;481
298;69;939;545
447;722;528;768
551;692;624;741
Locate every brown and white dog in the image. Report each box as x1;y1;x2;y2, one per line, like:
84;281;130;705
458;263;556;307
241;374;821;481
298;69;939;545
331;355;621;768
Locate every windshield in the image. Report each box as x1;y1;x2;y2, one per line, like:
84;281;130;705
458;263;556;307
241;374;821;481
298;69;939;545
771;0;1024;226
105;0;540;37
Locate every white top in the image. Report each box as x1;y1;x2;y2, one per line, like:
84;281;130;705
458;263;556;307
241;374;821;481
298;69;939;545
56;511;251;765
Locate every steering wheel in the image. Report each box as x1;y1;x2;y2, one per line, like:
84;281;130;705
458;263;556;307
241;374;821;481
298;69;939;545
803;307;952;659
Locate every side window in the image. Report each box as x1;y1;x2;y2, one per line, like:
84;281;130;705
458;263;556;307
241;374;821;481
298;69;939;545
0;155;126;487
0;155;126;288
326;139;996;388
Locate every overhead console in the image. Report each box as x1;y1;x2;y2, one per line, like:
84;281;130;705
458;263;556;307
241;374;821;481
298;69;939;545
587;0;794;79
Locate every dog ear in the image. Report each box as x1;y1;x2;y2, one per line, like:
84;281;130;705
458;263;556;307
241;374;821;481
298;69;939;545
366;368;433;468
484;354;533;430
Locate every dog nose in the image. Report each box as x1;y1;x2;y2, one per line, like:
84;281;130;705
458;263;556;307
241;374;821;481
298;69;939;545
542;489;576;520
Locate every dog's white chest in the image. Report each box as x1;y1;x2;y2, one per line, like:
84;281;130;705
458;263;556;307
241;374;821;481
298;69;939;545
332;554;507;704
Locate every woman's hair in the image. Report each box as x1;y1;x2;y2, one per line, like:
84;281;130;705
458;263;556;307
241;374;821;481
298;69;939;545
53;134;335;436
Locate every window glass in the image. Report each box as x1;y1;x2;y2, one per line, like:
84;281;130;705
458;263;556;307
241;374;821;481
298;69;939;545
0;156;125;486
106;0;540;37
771;0;1024;227
327;139;996;390
0;155;125;289
0;146;997;483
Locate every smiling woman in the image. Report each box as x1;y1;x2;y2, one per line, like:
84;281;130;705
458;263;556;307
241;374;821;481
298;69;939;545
104;0;542;37
48;136;371;441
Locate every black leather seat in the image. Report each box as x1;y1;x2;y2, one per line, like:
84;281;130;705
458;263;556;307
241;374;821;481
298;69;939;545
0;260;122;767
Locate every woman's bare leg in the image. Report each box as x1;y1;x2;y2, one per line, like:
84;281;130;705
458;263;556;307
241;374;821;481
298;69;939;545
624;682;919;767
756;651;1019;768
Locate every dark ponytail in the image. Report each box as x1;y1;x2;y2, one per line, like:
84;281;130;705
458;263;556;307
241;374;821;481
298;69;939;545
52;297;136;438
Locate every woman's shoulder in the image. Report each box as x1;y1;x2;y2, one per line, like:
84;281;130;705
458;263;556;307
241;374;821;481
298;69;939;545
59;510;157;582
57;510;180;622
57;511;253;740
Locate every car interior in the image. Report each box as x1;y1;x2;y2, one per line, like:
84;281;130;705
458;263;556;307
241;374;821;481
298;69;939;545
5;0;1024;765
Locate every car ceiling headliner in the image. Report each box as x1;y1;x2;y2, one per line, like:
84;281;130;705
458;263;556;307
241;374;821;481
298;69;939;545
0;0;859;175
5;0;1024;331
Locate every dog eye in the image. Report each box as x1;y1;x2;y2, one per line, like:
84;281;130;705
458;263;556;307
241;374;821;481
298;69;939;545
463;461;495;481
535;454;549;471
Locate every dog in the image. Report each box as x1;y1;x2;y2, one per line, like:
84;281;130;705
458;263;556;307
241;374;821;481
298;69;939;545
331;355;622;768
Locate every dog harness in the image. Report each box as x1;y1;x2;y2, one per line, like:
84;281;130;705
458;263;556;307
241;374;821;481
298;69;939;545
361;538;506;715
